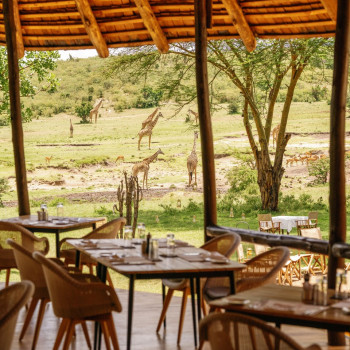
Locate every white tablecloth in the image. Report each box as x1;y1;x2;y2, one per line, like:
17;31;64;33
272;216;308;233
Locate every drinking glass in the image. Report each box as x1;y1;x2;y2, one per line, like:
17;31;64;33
335;268;348;299
56;203;64;217
137;223;146;240
124;225;133;247
166;233;175;256
149;239;159;260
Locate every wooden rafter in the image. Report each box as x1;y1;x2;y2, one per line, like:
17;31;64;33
133;0;169;53
320;0;337;21
221;0;256;52
13;0;24;58
74;0;109;58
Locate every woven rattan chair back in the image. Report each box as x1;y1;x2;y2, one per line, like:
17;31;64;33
0;221;49;286
0;281;34;350
199;312;321;350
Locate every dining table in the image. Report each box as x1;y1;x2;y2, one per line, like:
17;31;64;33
272;215;308;234
2;215;106;257
209;283;350;333
66;238;246;350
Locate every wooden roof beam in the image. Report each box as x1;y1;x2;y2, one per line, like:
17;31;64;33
320;0;337;21
221;0;256;52
13;0;24;58
133;0;169;54
74;0;109;58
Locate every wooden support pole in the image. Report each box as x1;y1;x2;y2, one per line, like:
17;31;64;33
327;0;350;345
195;0;217;240
3;0;30;215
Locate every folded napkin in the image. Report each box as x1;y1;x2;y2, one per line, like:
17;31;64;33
178;253;206;262
111;255;155;265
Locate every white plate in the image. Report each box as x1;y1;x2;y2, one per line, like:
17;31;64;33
205;257;229;264
224;297;250;305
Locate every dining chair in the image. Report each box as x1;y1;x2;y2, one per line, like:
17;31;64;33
257;214;281;234
0;281;34;350
33;251;122;350
308;211;318;227
156;232;241;345
199;312;321;350
59;217;126;286
300;227;327;274
0;221;49;287
204;247;290;305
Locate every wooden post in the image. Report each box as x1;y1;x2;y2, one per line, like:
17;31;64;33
3;0;30;215
328;0;350;345
195;0;217;240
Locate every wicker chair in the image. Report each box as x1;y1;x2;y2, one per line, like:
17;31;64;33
0;281;34;350
199;312;321;350
204;247;290;303
33;251;122;350
59;217;126;286
156;232;241;344
258;214;281;234
0;221;49;287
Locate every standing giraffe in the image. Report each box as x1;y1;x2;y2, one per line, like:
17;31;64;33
89;98;104;123
141;107;159;129
132;148;164;189
187;109;198;124
137;112;162;150
70;119;73;138
272;124;280;148
187;131;199;186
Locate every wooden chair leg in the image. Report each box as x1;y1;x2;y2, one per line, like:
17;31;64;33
62;320;75;350
19;297;39;340
53;318;69;350
106;270;114;289
101;320;111;350
177;287;190;345
106;314;120;350
5;268;11;287
31;298;49;350
81;321;92;349
156;288;175;332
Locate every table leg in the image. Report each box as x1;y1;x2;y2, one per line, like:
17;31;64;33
55;231;60;258
75;250;81;268
196;277;201;323
94;264;107;350
127;275;135;350
229;272;236;295
162;283;166;328
189;277;198;348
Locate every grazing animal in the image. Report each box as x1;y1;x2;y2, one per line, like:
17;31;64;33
89;98;104;123
272;124;280;148
116;155;124;162
187;131;199;186
307;155;319;164
45;156;53;165
132;148;164;189
137;112;162;150
141;107;159;129
187;109;199;124
70;119;73;138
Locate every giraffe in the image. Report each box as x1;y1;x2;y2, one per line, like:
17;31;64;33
89;98;104;123
141;107;159;129
70;119;73;138
132;148;164;189
272;124;280;148
187;109;198;124
137;112;162;150
187;131;199;186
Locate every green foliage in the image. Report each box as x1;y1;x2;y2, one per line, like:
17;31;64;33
278;193;327;212
0;177;9;207
75;101;93;123
0;49;59;125
72;156;110;168
135;87;163;108
48;197;68;207
228;100;240;114
308;158;330;184
310;86;328;102
226;165;257;194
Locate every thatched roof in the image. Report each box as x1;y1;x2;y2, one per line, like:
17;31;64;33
0;0;336;58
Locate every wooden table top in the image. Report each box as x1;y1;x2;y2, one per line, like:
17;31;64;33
67;238;246;277
209;284;350;330
2;215;105;230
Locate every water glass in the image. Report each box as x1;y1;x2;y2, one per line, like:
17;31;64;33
149;238;159;260
166;233;175;256
124;225;133;247
137;223;146;239
335;268;348;299
56;203;64;217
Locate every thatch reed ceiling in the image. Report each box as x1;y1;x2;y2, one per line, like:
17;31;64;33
0;0;337;58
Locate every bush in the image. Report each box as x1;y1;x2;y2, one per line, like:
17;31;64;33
278;193;327;212
75;101;93;123
228;100;240;114
0;177;9;207
135;87;163;108
308;158;330;184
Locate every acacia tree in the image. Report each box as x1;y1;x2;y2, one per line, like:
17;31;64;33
106;38;333;210
0;49;59;125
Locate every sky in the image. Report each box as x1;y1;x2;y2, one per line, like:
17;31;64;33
58;49;98;60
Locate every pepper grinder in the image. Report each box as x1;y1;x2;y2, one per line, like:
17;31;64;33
146;232;151;255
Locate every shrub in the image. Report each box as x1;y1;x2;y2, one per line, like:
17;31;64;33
135;87;163;108
75;101;93;123
308;158;330;184
0;177;9;207
228;100;240;114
